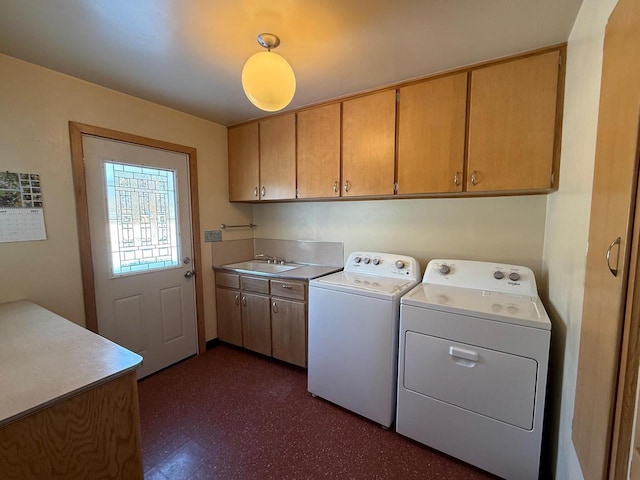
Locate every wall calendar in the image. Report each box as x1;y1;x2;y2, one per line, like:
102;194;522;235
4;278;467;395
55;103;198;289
0;171;47;243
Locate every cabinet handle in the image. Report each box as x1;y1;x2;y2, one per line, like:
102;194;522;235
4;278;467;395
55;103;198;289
606;237;621;277
261;186;266;197
272;301;278;313
453;172;460;186
281;284;292;289
242;295;247;307
344;180;351;192
235;294;239;305
471;171;478;186
253;187;258;197
333;180;339;193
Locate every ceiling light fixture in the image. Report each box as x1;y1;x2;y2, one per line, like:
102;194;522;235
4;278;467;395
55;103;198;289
242;33;296;112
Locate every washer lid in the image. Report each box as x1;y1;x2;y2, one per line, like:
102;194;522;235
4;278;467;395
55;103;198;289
401;284;551;330
311;271;417;296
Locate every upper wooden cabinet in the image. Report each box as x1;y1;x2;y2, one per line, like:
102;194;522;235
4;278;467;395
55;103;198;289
467;50;561;192
342;90;397;197
259;114;296;200
228;123;259;201
397;73;468;194
297;103;341;199
227;47;565;202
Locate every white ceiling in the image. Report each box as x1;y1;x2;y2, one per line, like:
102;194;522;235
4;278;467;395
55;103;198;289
0;0;582;126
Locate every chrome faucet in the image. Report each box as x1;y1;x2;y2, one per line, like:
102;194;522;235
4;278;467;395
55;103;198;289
255;253;281;264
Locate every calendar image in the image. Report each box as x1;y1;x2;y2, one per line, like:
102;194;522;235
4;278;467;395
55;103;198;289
0;171;47;243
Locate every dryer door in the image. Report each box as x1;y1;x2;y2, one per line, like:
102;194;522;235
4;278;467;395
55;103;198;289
402;331;537;429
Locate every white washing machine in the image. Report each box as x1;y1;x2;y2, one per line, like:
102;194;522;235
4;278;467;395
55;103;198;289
396;259;551;480
308;251;420;428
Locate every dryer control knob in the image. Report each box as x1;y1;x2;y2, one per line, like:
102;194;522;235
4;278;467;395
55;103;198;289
363;257;371;264
395;260;405;269
438;264;451;275
354;256;362;264
372;258;380;265
509;272;520;281
493;271;504;280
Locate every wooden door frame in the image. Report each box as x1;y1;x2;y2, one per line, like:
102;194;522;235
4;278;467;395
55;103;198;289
68;121;206;354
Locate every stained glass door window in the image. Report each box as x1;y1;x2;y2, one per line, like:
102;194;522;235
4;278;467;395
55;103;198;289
104;161;180;276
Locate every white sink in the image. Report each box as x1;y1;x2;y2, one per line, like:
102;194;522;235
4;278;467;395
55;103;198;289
223;261;300;274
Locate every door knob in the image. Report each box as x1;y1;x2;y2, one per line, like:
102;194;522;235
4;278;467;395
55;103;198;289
184;270;195;278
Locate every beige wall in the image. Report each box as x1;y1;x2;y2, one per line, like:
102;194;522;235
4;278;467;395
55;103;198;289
542;0;618;478
0;53;252;340
254;195;548;278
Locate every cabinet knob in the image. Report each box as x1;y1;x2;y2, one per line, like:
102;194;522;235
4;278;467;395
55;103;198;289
471;171;478;186
242;295;247;307
453;172;460;186
281;284;292;289
272;301;278;313
253;187;258;197
333;180;338;193
344;180;351;192
235;294;240;305
261;186;266;197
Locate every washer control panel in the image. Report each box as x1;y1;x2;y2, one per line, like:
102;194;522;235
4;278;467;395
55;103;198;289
346;252;420;280
423;259;537;296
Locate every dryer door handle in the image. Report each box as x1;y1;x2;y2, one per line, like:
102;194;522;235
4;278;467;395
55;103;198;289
449;346;479;367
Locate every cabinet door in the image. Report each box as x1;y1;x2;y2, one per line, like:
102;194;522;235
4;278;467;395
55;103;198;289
215;287;242;347
573;1;640;477
228;123;259;201
397;73;467;194
259;114;296;200
241;293;271;356
342;90;396;196
297;103;341;199
467;50;560;192
271;298;306;367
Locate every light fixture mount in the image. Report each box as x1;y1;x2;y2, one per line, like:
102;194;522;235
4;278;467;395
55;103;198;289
256;33;280;51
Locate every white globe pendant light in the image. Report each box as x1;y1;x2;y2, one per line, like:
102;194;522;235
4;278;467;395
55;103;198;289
242;33;296;112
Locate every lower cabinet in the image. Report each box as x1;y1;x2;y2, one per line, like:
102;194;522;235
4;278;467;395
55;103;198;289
215;287;242;347
214;270;308;367
271;298;306;367
241;293;271;356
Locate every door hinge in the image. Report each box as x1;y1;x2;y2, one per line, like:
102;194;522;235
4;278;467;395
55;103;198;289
393;182;399;193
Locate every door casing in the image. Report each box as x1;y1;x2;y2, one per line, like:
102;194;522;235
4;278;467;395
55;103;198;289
69;121;206;354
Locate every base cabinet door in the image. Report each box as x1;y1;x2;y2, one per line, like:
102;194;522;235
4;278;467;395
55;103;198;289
271;298;307;367
215;287;242;347
241;293;271;356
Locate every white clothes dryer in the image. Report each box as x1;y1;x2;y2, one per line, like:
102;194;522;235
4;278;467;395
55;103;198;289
396;259;551;480
308;252;420;428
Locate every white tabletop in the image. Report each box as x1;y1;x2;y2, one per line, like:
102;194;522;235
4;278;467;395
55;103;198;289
0;301;142;427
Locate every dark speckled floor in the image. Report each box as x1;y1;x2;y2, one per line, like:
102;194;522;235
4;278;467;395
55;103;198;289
138;344;497;479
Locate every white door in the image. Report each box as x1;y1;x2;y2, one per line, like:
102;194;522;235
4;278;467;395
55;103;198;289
83;135;197;378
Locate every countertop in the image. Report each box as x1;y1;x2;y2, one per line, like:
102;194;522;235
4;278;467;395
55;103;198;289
0;301;142;427
214;263;342;281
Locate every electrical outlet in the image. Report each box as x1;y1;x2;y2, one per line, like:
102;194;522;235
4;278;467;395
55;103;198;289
204;230;222;242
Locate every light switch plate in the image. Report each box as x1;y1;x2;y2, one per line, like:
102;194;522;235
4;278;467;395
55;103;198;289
204;230;222;242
